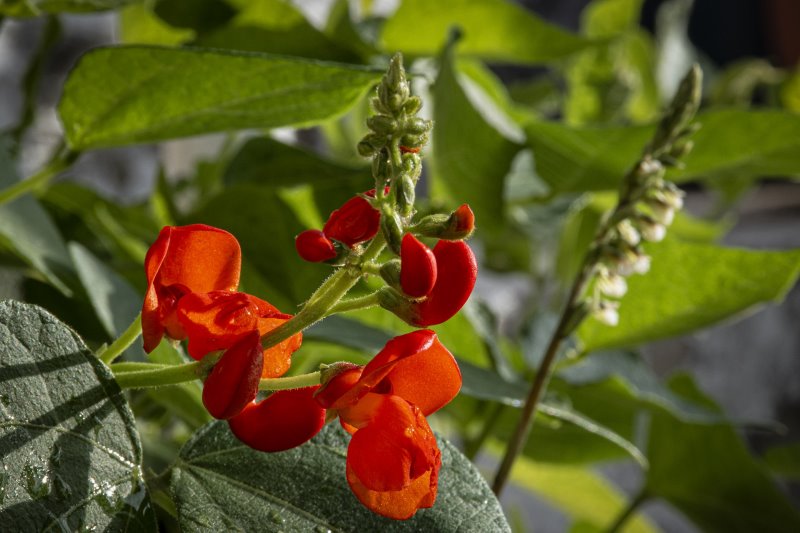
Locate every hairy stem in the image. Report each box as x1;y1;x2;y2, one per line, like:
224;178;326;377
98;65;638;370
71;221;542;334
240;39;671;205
97;313;142;365
259;371;321;391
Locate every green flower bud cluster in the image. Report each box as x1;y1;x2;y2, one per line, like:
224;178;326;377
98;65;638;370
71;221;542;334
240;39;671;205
357;53;432;253
587;65;700;327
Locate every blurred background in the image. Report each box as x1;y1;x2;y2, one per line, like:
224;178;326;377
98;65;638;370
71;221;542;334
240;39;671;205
1;1;799;531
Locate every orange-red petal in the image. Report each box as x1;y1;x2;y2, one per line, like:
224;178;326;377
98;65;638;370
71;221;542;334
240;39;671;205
344;394;440;520
324;330;461;416
142;224;241;352
202;332;263;420
400;233;437;298
411;240;477;327
228;386;325;452
323;195;380;247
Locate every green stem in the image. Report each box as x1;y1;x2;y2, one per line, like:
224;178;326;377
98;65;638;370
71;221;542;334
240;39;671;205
112;355;218;389
109;362;168;373
607;489;649;533
98;313;142;365
0;145;78;206
326;292;381;315
259;371;321;391
261;234;386;350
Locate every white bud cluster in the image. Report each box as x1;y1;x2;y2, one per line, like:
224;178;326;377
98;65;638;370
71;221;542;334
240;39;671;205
591;179;684;327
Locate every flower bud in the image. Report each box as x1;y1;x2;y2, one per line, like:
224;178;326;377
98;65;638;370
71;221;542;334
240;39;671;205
616;220;641;246
636;215;666;242
400;234;437;298
397;173;416;218
403;96;422;115
295;229;337;263
357;140;377;158
596;267;628;298
404;117;431;135
380;208;404;255
644;199;675;226
379;259;402;291
412;204;475;240
202;332;263;420
593;300;620;327
372;152;390;181
367;115;398;135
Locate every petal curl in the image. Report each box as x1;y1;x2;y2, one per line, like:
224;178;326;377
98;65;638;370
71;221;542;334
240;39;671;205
142;224;241;352
344;394;440;520
411;240;477;327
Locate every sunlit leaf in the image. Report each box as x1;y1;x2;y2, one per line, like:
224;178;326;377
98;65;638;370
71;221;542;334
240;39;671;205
60;46;381;149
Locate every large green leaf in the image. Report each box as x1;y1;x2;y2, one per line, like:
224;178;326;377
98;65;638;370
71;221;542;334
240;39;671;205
381;0;591;64
644;375;800;532
526;109;800;192
59;46;381;149
0;300;155;531
433;40;522;237
0;0;129;16
196;0;358;61
579;240;800;351
0;140;74;296
170;421;510;531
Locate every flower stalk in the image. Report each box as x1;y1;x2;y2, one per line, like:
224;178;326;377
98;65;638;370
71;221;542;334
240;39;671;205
491;65;703;496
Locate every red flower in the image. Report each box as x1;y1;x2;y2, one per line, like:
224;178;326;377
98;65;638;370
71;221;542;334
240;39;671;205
323;194;381;247
296;191;384;262
142;224;241;353
228;386;326;452
411;240;477;326
315;330;462;520
202;332;263;420
177;290;302;378
381;240;477;327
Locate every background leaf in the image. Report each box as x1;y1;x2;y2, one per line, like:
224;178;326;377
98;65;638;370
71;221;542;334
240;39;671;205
644;375;800;532
170;421;510;532
578;240;800;351
0;300;155;531
59;46;381;149
0;0;129;16
432;41;522;238
0;139;74;296
381;0;591;64
525;109;800;192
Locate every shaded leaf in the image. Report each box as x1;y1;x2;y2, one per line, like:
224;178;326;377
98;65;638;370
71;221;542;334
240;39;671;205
526;109;800;192
765;442;800;480
433;39;522;236
507;454;656;532
171;421;510;531
60;46;381;149
579;240;800;351
223;136;372;217
68;243;140;341
0;140;74;296
644;375;800;532
381;0;591;64
0;300;155;531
